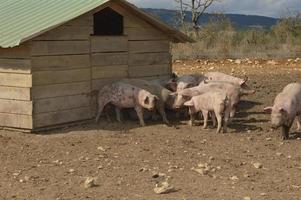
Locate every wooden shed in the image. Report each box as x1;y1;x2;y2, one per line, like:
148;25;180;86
0;0;190;131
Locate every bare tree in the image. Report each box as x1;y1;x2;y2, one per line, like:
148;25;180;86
174;0;187;26
174;0;220;31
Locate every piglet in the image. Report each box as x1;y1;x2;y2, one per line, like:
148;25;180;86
95;82;158;126
264;83;301;140
184;91;231;133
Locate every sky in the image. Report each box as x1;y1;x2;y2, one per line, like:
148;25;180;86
128;0;301;18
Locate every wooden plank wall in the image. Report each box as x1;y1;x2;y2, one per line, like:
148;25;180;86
30;3;172;129
0;42;33;129
110;4;172;79
31;13;94;128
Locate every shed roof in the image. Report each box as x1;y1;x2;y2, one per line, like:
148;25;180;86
0;0;191;48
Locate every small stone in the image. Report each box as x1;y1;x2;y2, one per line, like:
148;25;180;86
266;137;272;141
24;176;30;181
209;156;215;161
216;166;222;170
192;167;209;175
276;152;283;157
68;169;75;173
287;155;292;159
19;179;24;183
139;167;148;172
267;60;278;65
230;176;239;181
83;177;97;189
97;146;106;151
235;59;242;64
260;193;267;196
243;197;251;200
253;162;263;169
97;165;103;170
154;181;176;194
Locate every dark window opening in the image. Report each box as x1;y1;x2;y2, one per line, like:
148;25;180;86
93;7;124;36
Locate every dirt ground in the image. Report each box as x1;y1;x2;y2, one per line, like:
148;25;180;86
1;58;301;200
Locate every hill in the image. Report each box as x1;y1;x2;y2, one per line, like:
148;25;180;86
143;8;278;29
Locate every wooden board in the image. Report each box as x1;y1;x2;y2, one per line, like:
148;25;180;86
129;40;170;53
65;13;93;26
125;27;168;41
0;73;32;87
31;41;89;56
92;78;120;91
31;55;90;71
33;68;90;86
0;113;32;129
129;64;171;78
0;59;31;74
32;82;91;99
0;43;30;59
129;52;171;66
92;65;128;79
34;94;90;114
0;86;31;101
91;52;128;67
34;107;92;128
91;36;128;53
0;99;32;115
109;4;152;28
34;25;93;41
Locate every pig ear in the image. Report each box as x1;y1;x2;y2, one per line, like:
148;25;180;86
144;96;150;105
263;107;272;114
184;100;193;107
279;108;286;113
240;76;248;85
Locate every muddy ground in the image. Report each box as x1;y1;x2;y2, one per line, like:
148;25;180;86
0;59;301;200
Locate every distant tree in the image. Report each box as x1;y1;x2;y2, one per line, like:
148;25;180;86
174;0;221;32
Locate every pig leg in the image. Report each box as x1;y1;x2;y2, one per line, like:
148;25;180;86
202;110;209;129
281;120;293;140
230;107;236;118
135;106;145;127
188;107;195;126
95;102;106;123
210;112;217;127
158;103;170;125
115;107;122;122
296;115;301;131
223;105;231;133
215;113;223;134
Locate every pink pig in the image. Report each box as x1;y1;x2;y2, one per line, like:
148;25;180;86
176;74;207;91
95;82;158;126
264;83;301;140
184;91;231;133
205;72;248;87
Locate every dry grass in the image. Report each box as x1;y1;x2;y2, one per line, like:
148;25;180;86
173;14;301;60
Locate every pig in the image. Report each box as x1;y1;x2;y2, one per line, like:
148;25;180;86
95;82;158;126
175;74;207;91
264;83;301;140
184;91;231;133
150;73;178;91
172;81;255;118
205;72;249;88
121;79;176;125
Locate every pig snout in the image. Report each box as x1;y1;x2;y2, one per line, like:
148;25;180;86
270;113;284;129
173;94;187;109
142;95;157;111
